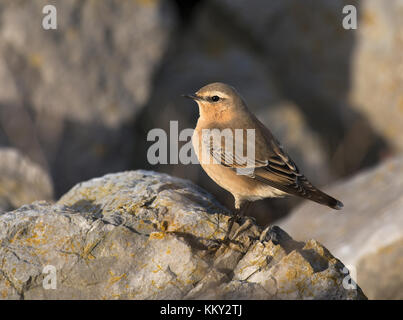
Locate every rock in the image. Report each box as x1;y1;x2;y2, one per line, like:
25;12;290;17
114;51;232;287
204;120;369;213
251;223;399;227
356;238;403;300
279;156;403;299
348;0;403;152
0;170;366;299
0;148;53;212
0;0;177;195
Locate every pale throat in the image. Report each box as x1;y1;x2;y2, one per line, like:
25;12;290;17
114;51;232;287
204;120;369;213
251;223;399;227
197;104;234;123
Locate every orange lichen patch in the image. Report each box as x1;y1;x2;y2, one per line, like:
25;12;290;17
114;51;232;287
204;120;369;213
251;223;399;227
286;269;302;284
65;183;119;206
114;200;138;214
149;232;165;240
271;249;328;298
83;250;96;260
149;278;169;292
166;220;186;233
32;248;50;257
11;221;51;247
106;270;127;289
151;262;164;274
137;220;147;229
57;238;82;258
82;237;106;260
236;245;266;268
70;240;77;252
185;279;195;285
1;289;7;298
303;240;325;256
166;249;171;254
303;239;333;261
55;236;68;247
280;252;314;278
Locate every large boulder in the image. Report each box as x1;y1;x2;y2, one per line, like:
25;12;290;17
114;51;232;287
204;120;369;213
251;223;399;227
0;170;366;299
0;0;177;195
279;156;403;299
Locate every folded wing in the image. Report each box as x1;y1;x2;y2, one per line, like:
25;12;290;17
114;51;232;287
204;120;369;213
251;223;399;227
205;123;343;210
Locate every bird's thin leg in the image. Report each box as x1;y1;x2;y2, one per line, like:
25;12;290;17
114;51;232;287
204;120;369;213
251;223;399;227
225;201;250;241
231;202;255;240
224;211;238;241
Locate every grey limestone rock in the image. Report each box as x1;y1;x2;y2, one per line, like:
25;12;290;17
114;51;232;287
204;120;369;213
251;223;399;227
0;170;366;299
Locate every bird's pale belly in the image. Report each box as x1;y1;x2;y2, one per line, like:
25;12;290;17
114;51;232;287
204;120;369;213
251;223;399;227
200;161;283;199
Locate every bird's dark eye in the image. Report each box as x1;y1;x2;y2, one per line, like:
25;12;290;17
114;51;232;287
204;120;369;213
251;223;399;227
211;95;220;102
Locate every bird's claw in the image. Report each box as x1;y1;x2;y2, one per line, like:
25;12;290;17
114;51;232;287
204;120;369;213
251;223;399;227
223;216;256;246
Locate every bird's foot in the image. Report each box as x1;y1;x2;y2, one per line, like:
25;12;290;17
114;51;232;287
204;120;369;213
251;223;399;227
223;213;239;243
259;225;292;244
260;225;273;243
232;217;255;240
223;215;256;246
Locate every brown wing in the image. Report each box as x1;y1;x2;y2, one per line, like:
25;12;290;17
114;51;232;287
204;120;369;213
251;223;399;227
207;118;343;210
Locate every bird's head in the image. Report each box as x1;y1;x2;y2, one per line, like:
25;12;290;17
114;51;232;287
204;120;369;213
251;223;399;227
183;82;246;121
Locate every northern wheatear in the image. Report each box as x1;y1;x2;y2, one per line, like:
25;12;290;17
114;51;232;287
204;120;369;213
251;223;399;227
184;82;343;236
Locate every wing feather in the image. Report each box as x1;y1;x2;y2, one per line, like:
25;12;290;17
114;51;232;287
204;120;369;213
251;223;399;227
204;124;342;209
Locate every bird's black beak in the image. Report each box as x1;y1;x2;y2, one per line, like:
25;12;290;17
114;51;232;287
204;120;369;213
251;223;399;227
182;93;201;101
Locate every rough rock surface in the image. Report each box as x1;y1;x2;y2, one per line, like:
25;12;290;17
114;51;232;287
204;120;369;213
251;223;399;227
0;148;53;212
0;0;176;194
0;171;366;299
279;156;403;299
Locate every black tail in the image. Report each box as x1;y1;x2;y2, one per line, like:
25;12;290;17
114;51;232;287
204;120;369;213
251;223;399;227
254;174;344;210
305;187;344;210
286;175;344;210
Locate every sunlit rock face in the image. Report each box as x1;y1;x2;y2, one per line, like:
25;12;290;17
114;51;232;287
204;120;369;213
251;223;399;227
0;170;366;299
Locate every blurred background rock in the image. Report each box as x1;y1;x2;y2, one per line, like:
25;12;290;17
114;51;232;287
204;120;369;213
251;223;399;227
0;147;53;212
279;155;403;300
0;0;401;299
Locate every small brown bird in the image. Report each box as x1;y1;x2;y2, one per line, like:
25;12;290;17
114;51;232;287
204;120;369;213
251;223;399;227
184;82;343;234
